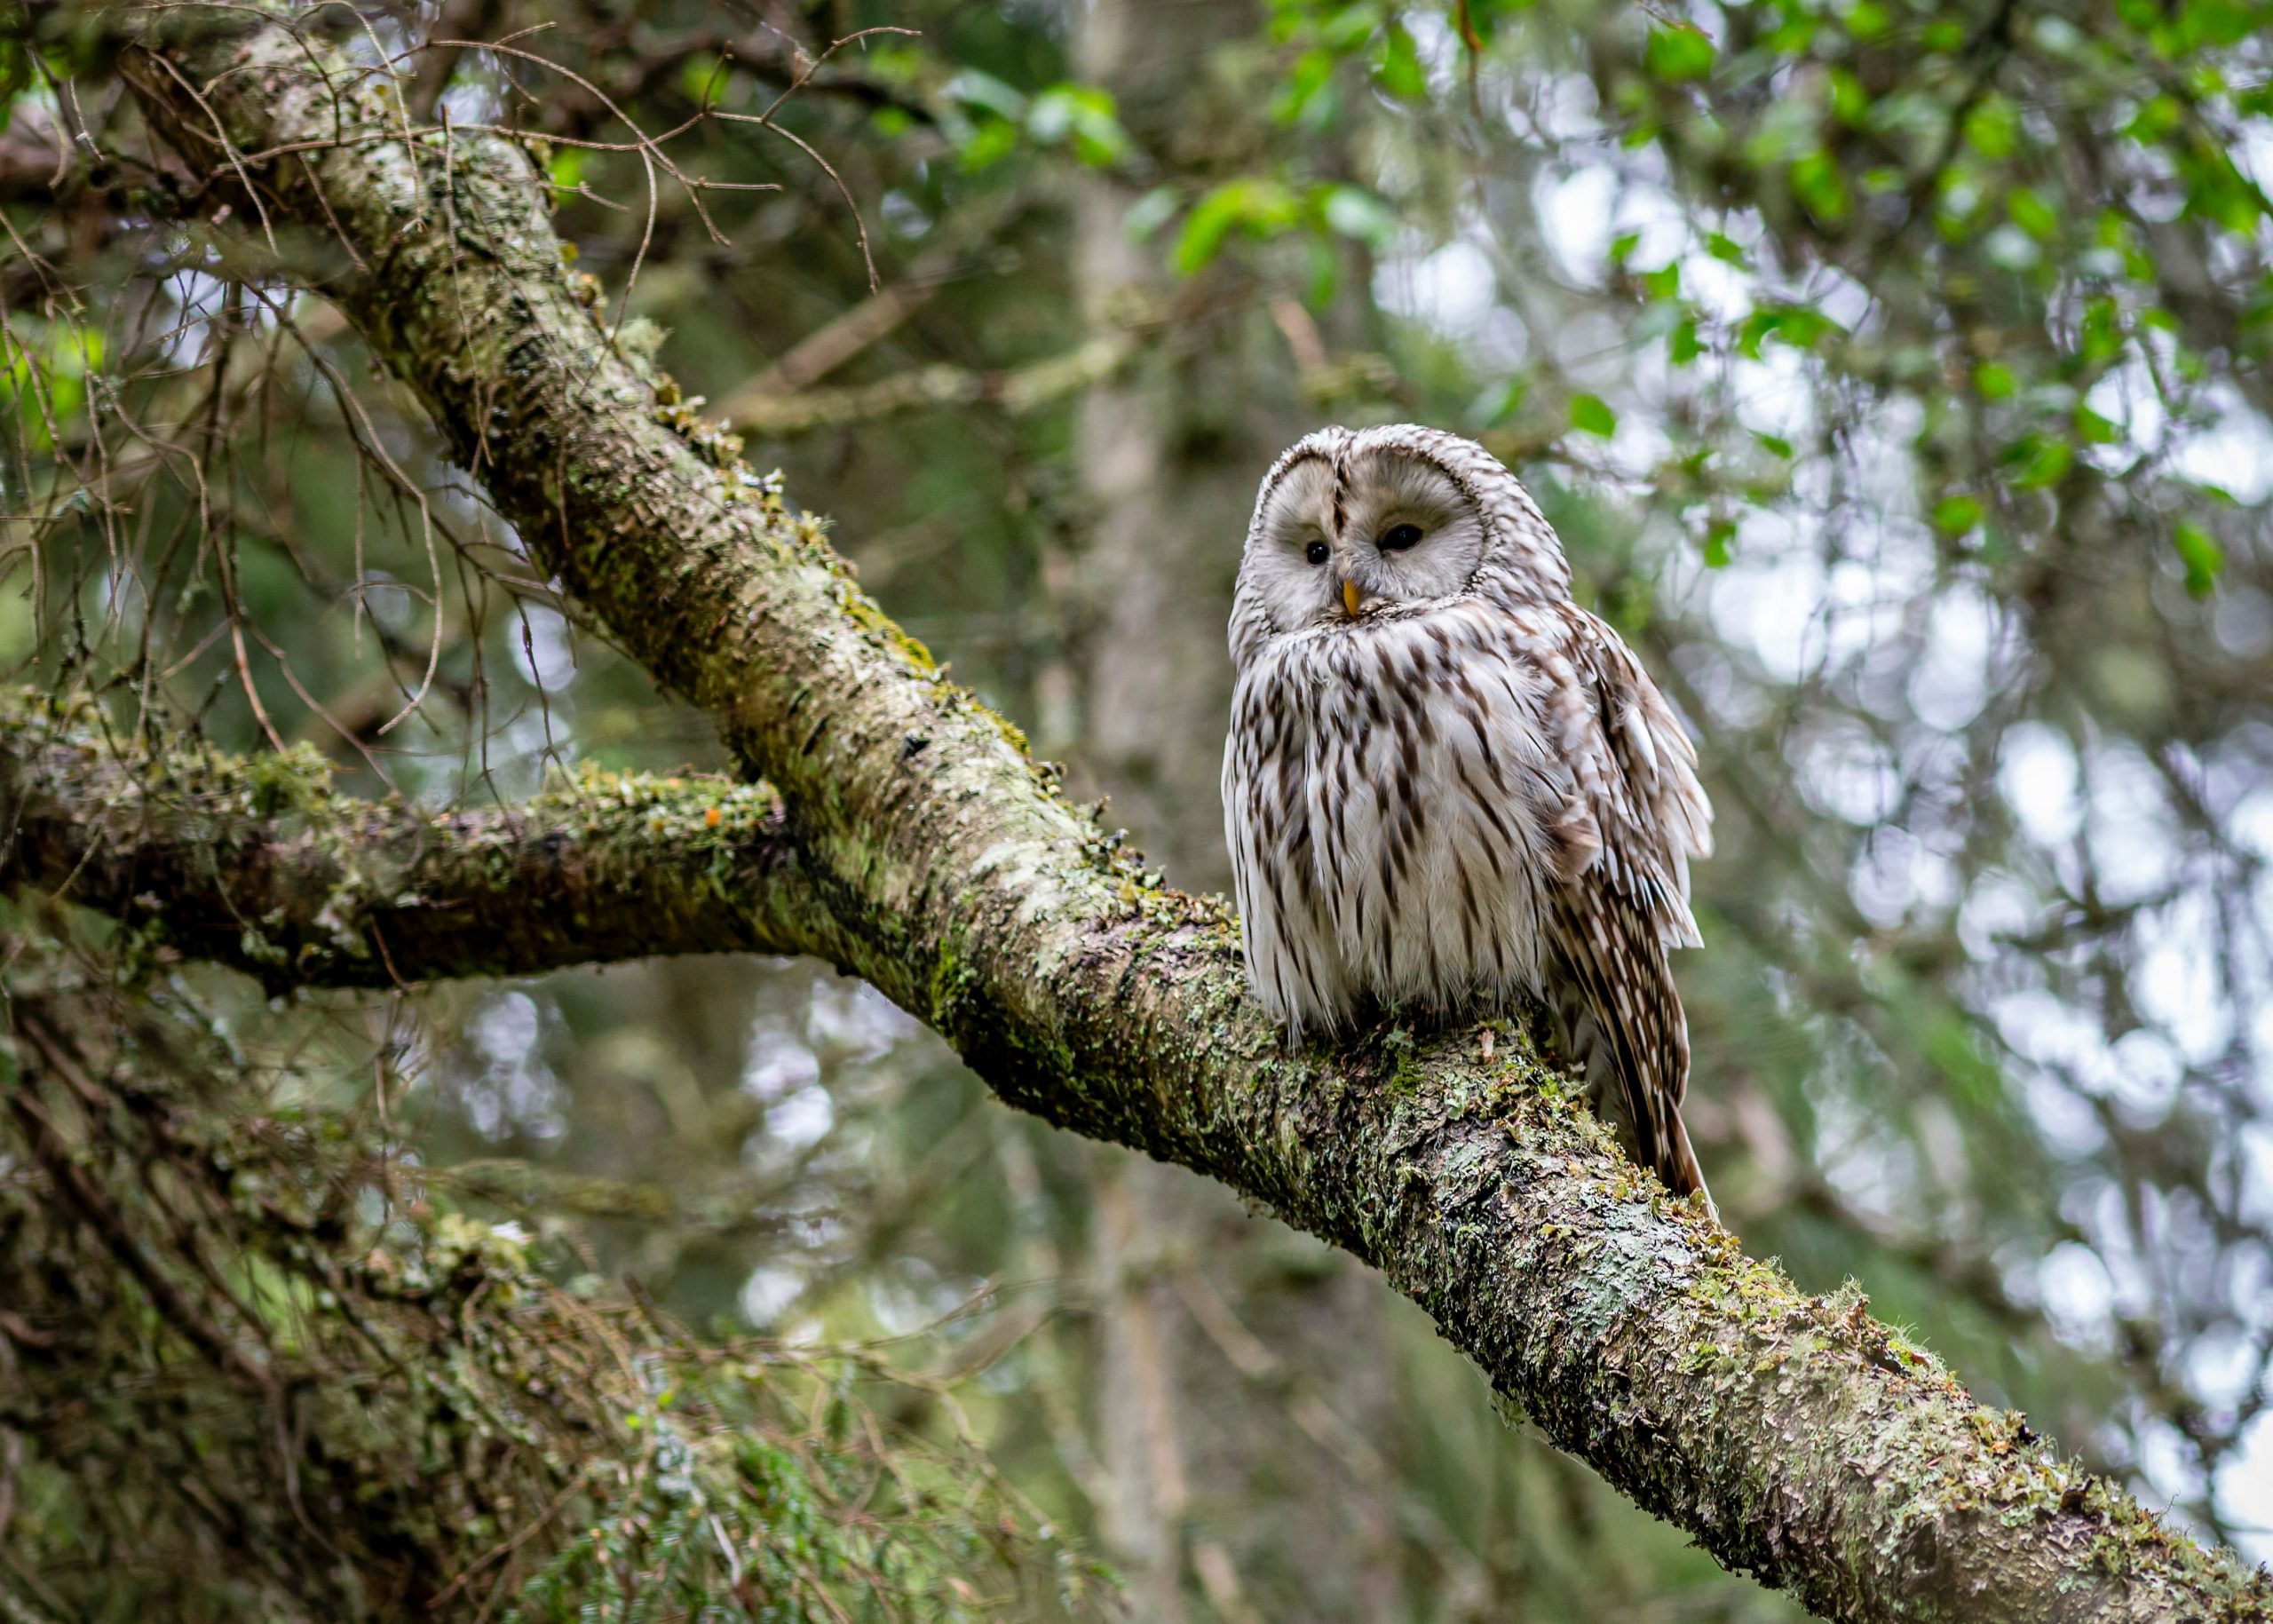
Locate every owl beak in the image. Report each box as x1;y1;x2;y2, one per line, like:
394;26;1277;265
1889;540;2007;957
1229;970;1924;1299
1342;578;1363;617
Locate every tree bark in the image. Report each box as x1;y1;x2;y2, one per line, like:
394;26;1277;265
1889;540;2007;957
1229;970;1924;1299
77;8;2273;1620
0;691;821;988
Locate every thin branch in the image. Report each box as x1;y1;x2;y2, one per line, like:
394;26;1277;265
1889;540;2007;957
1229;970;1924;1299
728;332;1147;437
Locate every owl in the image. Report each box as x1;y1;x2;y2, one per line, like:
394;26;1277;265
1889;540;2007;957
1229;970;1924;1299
1222;424;1715;1208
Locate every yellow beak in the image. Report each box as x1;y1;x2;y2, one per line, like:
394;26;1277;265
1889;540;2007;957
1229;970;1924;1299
1342;578;1363;616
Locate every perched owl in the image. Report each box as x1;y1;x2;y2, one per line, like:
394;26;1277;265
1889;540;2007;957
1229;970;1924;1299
1223;424;1715;1207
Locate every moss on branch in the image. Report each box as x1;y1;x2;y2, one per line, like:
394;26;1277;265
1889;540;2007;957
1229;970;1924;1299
101;7;2273;1620
0;956;1093;1619
0;690;828;989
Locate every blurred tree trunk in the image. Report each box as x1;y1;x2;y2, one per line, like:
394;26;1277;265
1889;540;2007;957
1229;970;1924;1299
1067;6;1403;1617
1069;7;1230;1614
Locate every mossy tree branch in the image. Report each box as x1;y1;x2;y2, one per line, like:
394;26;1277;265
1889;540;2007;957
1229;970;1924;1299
0;693;828;990
93;7;2273;1620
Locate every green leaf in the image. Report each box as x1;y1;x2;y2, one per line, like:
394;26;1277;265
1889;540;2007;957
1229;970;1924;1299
2180;0;2253;49
2007;434;2074;489
1320;3;1382;51
1644;26;1716;82
1568;393;1618;437
1972;361;2016;400
1028;84;1131;166
941;68;1028;121
1702;518;1736;567
1933;495;1985;535
1704;232;1750;267
1844;0;1890;37
1172;178;1300;275
1754;432;1794;458
956;118;1019;171
2075;404;2122;445
682;56;736;106
1668;316;1703;364
1764;13;1818;51
2008;187;2060;242
2079;297;2126;365
1642;262;1681;301
1608;231;1642;266
1827;67;1869;125
1962;93;2018;159
2126;94;2182;144
1790;151;1850;224
1737;305;1838;359
1271;47;1337;125
1375;21;1428;99
1320;185;1400;250
2182;151;2267;236
2173;520;2224;596
1923;1012;2002;1107
1304;236;1340;309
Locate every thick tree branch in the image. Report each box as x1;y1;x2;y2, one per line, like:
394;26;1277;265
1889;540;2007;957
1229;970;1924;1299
0;693;825;988
101;9;2273;1620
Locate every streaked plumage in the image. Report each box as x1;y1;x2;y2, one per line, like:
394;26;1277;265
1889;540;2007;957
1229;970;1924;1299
1222;424;1716;1207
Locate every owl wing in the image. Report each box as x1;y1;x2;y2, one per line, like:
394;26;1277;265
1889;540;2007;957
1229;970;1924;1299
1548;605;1712;937
1529;603;1715;1201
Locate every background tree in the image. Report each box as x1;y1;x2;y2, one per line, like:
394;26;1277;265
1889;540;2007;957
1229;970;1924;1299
2;0;2271;1618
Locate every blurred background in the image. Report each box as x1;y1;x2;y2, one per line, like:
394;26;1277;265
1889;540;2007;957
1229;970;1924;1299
7;0;2273;1614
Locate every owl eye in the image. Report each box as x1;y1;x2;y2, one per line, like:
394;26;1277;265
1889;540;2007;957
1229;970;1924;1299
1304;541;1330;566
1379;523;1425;552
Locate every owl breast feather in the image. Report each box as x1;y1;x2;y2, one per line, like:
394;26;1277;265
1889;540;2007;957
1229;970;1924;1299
1223;600;1584;1034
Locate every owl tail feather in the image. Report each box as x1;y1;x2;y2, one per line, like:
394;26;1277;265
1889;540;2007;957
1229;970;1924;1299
1659;1107;1716;1225
1548;890;1715;1223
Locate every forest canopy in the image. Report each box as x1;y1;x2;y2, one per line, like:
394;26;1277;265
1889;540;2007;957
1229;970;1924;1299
3;0;2272;1619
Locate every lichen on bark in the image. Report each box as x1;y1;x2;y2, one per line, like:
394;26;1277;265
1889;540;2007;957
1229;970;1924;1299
0;687;828;988
0;937;1097;1620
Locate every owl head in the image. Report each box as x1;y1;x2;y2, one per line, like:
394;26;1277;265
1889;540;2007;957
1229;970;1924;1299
1229;424;1572;668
